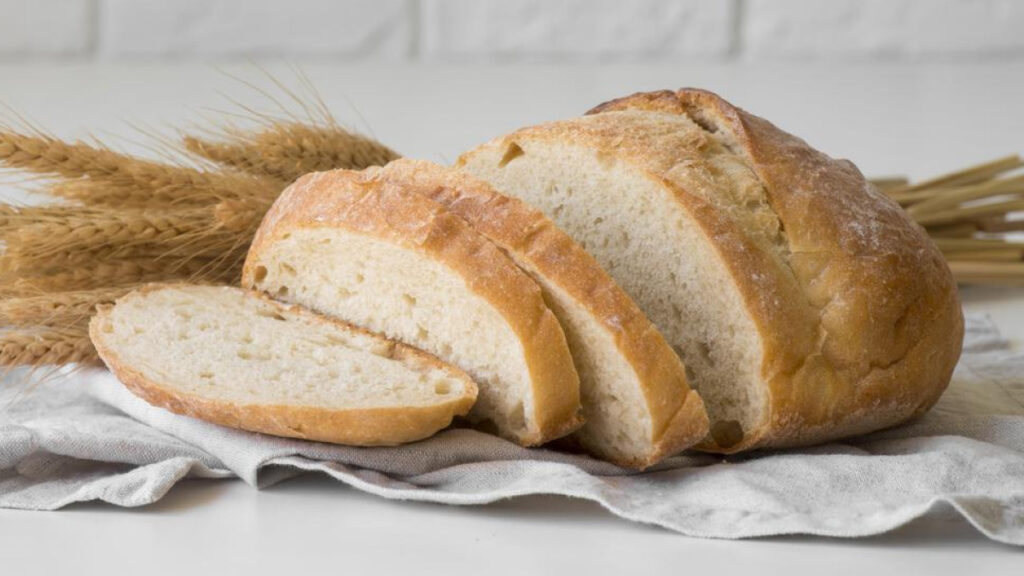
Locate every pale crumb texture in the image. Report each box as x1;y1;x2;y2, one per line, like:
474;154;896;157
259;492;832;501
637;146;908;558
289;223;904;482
461;135;764;444
248;229;537;442
542;284;653;461
375;158;706;468
93;285;472;410
459;115;771;448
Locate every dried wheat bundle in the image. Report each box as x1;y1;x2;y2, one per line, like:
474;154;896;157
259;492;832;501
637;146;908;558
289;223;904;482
0;104;399;369
872;154;1024;286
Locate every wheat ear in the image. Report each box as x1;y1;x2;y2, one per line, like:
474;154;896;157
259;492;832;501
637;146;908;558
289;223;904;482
0;131;281;206
184;121;400;183
0;258;226;295
0;327;98;367
0;288;130;328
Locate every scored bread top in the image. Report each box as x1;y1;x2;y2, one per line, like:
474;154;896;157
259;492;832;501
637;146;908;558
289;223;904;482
372;158;709;468
585;89;963;450
459;89;963;452
90;284;478;446
244;167;583;446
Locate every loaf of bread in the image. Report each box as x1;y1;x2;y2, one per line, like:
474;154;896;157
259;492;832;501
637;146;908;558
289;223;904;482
91;86;963;460
242;168;583;446
369;158;708;468
457;88;964;453
89;284;477;446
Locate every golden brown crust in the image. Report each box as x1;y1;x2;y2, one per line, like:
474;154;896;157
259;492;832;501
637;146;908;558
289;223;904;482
89;285;478;447
371;158;710;468
583;89;963;452
638;389;708;466
243;170;583;446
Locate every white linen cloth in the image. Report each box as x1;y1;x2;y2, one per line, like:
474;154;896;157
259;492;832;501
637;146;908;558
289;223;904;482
1;314;1022;545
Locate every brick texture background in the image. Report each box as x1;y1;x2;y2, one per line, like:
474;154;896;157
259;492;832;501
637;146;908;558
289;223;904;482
1;0;1022;61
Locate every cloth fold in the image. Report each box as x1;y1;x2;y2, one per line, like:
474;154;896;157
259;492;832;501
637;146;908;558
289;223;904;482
1;314;1022;545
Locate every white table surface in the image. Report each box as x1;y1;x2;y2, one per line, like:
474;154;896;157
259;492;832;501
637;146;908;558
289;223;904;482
1;62;1022;572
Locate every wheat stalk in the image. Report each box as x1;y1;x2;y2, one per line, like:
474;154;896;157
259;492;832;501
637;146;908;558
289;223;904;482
946;261;1024;286
0;77;407;370
0;327;98;367
886;155;1024;194
904;174;1024;216
943;248;1024;263
46;179;263;209
0;201;266;291
2;208;239;262
976;217;1024;233
0;258;226;296
0;288;129;328
184;121;400;183
873;153;1024;285
0;132;281;206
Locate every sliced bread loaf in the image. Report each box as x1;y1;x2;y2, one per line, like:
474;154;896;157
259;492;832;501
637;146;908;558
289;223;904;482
457;88;963;453
89;284;477;446
375;158;708;468
242;168;582;446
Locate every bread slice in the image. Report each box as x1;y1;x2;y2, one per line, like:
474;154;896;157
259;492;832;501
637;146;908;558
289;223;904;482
371;158;708;468
89;284;477;446
242;169;582;446
457;88;963;453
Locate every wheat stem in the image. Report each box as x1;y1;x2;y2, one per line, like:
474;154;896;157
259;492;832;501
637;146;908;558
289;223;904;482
924;222;979;238
974;217;1024;233
888;155;1023;194
941;248;1023;263
912;199;1024;227
870;177;909;192
904;175;1024;216
933;237;1024;251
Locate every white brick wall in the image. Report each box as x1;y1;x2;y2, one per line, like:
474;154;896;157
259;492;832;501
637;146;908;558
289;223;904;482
744;0;1024;59
100;0;411;58
422;0;736;60
0;0;1022;62
0;0;93;56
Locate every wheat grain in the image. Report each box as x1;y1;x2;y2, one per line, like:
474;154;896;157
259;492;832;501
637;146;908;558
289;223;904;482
213;199;268;232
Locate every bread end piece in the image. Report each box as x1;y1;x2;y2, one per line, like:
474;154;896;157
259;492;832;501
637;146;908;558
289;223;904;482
90;284;478;446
